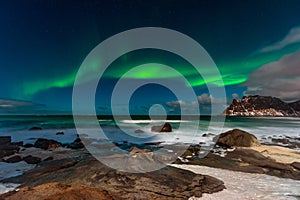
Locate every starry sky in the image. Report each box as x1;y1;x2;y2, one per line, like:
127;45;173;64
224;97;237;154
1;0;300;115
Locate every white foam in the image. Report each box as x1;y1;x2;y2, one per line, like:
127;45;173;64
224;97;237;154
172;164;300;200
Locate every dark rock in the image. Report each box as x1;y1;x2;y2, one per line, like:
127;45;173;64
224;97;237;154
291;162;300;170
0;145;20;158
134;129;144;133
56;131;64;135
43;156;54;162
23;143;34;148
0;182;113;200
202;133;215;137
23;155;42;164
180;145;201;159
29;126;42;131
4;155;22;163
11;141;23;146
34;138;62;150
67;137;84;149
0;136;11;145
4;154;225;199
176;147;300;180
271;138;289;144
151;122;172;132
216;129;260;147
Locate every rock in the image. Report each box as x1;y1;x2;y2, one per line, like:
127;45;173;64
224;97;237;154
0;136;11;145
134;129;144;133
34;138;62;150
43;156;54;162
67;137;84;149
56;131;64;135
291;162;300;170
129;146;151;155
216;129;260;147
175;147;300;180
202;133;215;137
0;145;20;158
4;155;22;163
29;126;42;131
4;154;225;199
11;141;23;146
23;143;34;148
0;182;113;200
180;145;201;159
23;155;42;164
151;122;172;132
271;138;289;144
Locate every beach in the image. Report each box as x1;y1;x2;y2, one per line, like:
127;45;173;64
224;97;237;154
0;116;299;199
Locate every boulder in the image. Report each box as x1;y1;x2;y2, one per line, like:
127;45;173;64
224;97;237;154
56;131;64;135
216;129;260;147
151;122;172;132
0;145;20;158
4;155;22;163
23;155;42;164
34;138;62;150
23;143;34;148
0;136;11;145
67;137;84;149
134;129;144;133
29;126;42;131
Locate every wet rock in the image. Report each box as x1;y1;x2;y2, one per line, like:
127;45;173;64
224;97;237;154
271;138;289;144
67;137;84;149
202;133;215;137
4;155;22;163
134;129;144;133
56;131;64;135
0;182;113;200
11;141;23;146
0;145;20;159
216;129;260;147
23;155;42;164
34;138;62;150
43;156;54;162
23;143;34;148
0;136;11;145
151;122;172;132
29;126;42;131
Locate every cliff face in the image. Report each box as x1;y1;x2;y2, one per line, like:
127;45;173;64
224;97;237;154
225;96;300;117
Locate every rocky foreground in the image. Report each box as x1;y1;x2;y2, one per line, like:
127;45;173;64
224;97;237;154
0;128;300;199
0;134;225;200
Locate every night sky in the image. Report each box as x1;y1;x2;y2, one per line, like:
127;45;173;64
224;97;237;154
1;0;300;114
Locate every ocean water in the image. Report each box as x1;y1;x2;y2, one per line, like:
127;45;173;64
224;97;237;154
0;115;299;195
0;115;299;145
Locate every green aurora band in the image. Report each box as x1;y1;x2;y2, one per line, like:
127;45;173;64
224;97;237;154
16;45;300;99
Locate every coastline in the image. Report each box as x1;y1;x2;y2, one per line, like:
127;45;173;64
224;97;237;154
0;116;299;199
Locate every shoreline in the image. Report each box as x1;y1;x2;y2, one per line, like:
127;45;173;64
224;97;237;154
0;124;299;199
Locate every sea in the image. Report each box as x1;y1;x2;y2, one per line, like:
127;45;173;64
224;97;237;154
0;115;299;198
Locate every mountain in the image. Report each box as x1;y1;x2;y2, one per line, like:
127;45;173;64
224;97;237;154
224;95;300;117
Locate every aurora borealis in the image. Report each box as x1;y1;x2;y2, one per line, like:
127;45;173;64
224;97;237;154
1;0;300;114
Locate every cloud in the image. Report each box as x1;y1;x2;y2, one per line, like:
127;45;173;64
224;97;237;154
244;50;300;101
259;27;300;53
0;99;46;114
166;94;228;115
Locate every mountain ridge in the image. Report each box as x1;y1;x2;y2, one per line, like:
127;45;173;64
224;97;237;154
224;95;300;117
